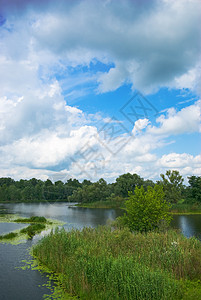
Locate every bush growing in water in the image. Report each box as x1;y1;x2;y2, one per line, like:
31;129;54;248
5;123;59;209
33;226;201;299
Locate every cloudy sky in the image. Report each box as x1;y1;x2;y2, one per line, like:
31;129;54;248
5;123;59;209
0;0;201;183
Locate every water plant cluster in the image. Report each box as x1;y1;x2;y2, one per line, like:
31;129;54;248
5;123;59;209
20;223;46;238
0;215;64;243
33;226;201;299
0;232;18;240
14;216;47;223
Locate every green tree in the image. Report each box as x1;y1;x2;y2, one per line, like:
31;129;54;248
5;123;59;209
114;173;144;197
119;185;171;232
159;170;184;203
186;176;201;203
68;178;110;203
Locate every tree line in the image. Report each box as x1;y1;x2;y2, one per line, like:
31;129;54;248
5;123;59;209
0;171;200;204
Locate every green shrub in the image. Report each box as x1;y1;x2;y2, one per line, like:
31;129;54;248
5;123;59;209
119;185;171;232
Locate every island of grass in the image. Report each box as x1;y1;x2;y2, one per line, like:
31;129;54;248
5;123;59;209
0;215;65;244
0;232;18;240
0;223;46;240
14;216;48;223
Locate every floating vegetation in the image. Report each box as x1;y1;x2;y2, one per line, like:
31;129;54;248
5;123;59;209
0;214;65;244
20;256;78;300
20;224;46;238
0;214;19;223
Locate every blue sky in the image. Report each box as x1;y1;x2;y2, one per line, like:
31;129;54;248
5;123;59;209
0;0;200;183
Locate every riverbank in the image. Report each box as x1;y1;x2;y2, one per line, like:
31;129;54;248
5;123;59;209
75;199;125;209
76;201;201;214
33;226;201;300
170;203;201;215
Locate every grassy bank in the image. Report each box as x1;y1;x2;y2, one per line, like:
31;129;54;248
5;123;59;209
76;199;125;209
33;226;201;299
170;203;201;214
76;201;201;214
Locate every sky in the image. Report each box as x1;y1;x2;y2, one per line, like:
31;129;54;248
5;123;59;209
0;0;201;183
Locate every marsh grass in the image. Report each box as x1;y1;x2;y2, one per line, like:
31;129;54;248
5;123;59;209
170;204;201;214
76;199;125;209
14;216;47;223
33;226;201;299
0;232;18;240
20;223;46;238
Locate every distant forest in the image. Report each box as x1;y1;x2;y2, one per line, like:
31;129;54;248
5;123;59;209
0;171;200;204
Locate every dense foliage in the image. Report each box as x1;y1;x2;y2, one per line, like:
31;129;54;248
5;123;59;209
33;226;201;299
0;171;201;205
0;177;82;202
119;185;171;232
158;170;184;203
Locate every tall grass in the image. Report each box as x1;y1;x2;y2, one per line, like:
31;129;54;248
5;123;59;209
170;203;201;214
33;226;201;299
76;199;125;209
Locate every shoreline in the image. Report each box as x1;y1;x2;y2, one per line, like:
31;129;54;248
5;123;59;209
1;201;201;215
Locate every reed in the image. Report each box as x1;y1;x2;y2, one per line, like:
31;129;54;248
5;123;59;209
33;226;201;299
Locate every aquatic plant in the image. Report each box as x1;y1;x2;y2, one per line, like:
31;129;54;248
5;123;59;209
14;216;47;223
0;232;18;240
20;223;46;238
33;226;201;299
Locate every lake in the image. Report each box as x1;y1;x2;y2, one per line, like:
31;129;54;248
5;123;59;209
0;202;201;300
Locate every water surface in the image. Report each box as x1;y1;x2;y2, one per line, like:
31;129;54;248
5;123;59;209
0;203;122;300
1;202;201;300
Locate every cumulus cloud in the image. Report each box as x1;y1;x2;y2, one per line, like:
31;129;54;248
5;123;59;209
149;101;201;136
0;0;200;182
1;0;200;94
29;0;201;94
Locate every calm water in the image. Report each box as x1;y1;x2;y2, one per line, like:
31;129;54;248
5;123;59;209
0;202;201;300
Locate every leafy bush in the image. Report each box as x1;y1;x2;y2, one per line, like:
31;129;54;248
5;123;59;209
118;185;171;232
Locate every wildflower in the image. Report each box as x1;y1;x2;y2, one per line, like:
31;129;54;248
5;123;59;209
171;241;178;247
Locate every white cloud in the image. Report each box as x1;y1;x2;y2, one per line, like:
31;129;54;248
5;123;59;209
0;0;201;182
149;101;201;136
28;0;201;94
